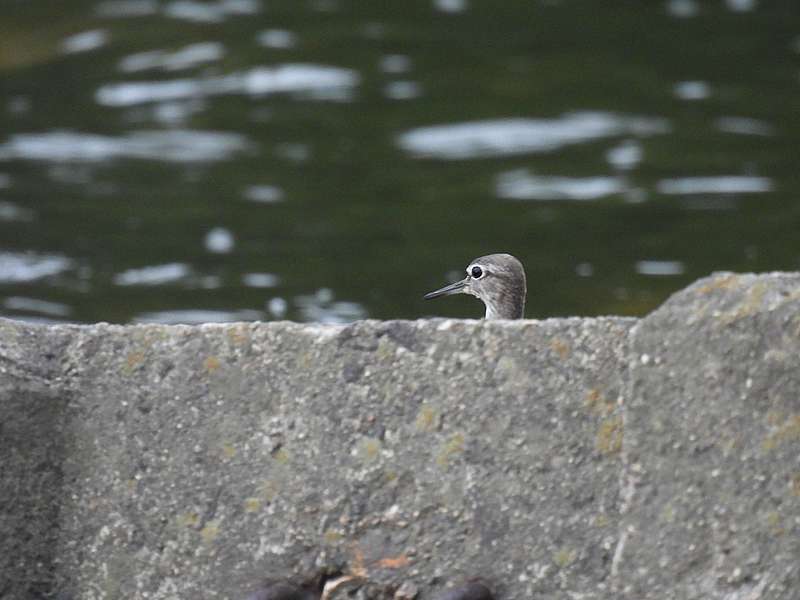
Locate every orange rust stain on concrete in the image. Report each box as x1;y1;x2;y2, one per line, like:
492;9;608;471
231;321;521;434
696;274;740;294
204;356;221;372
550;338;570;360
376;555;410;569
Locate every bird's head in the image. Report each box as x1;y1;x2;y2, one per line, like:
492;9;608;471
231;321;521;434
424;253;526;319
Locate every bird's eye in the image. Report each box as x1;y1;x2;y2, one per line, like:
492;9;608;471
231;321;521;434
470;266;483;279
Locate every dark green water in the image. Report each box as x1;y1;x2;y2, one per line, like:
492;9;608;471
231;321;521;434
1;0;798;324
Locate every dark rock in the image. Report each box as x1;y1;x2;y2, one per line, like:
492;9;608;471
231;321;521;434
436;582;493;600
244;582;319;600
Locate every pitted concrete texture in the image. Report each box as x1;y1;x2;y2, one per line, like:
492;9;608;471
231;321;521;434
0;273;799;600
2;317;631;600
616;273;800;599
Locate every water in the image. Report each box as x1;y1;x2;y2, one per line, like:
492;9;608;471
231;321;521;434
1;0;798;324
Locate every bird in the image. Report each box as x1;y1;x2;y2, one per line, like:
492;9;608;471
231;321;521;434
424;253;526;319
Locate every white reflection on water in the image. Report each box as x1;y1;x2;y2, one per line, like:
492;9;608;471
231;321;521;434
205;227;236;254
47;164;93;185
98;79;203;105
133;309;263;324
714;116;775;137
119;43;225;73
148;100;208;125
97;64;360;106
164;0;260;23
311;0;339;12
397;112;669;160
606;139;643;170
257;29;298;49
3;296;72;317
656;176;773;195
267;297;288;318
274;143;311;163
61;30;109;54
114;263;191;286
242;273;280;288
0;130;249;163
673;81;711;100
198;275;222;289
434;0;468;13
384;81;422;101
0;201;34;222
361;22;386;40
726;0;757;12
98;0;258;20
296;288;367;324
96;0;159;18
7;96;31;116
0;252;73;283
379;54;412;74
0;314;72;325
243;184;285;203
679;197;738;211
496;169;627;201
666;0;699;18
635;260;686;276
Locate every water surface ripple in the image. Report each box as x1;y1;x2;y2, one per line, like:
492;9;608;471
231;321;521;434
0;1;797;323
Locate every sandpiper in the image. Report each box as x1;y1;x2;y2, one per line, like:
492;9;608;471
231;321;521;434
424;253;526;319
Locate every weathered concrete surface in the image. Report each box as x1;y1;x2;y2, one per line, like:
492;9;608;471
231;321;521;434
616;273;800;599
0;272;799;600
2;316;631;600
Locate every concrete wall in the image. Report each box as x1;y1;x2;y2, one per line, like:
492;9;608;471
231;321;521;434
1;273;798;600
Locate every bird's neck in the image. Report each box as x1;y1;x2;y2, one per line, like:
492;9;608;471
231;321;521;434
484;297;524;320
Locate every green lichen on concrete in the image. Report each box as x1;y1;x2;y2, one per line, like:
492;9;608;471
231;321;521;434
200;520;221;544
596;415;623;455
415;404;440;432
323;529;343;544
762;414;800;452
436;433;465;467
272;448;290;464
243;497;261;513
553;547;576;568
358;437;382;462
720;280;767;325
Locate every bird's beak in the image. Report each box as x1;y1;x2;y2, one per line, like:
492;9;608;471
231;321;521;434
424;277;468;300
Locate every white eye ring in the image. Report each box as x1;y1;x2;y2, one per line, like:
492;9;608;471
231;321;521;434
468;264;485;279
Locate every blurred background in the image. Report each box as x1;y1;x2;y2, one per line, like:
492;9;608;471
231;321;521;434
0;0;798;324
